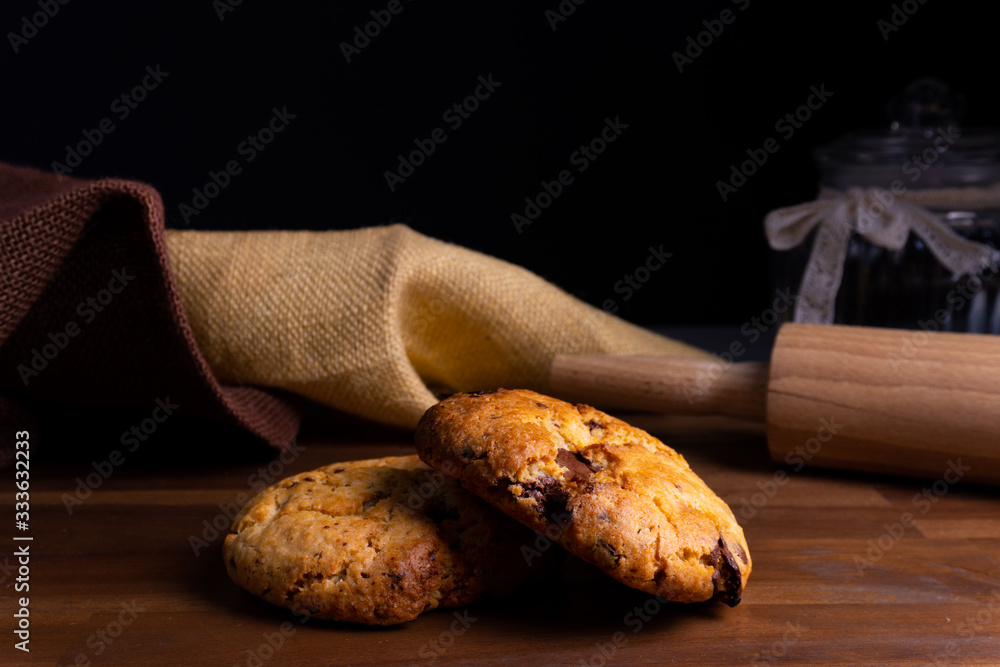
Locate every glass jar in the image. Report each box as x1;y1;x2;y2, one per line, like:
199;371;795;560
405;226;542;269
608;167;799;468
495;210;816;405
769;79;1000;333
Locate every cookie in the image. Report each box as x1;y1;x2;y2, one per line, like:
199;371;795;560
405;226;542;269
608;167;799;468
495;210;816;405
415;389;751;606
223;454;554;625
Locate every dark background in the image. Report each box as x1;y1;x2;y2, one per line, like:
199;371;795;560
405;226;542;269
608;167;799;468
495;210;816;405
2;0;995;327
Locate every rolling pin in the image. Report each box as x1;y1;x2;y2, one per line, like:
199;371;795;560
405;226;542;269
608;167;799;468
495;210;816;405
550;323;1000;484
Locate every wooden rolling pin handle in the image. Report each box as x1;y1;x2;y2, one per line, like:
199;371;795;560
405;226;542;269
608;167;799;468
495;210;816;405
549;355;769;423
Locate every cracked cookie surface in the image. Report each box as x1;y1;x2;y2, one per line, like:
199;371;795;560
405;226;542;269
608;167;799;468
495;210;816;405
415;389;751;605
223;455;552;625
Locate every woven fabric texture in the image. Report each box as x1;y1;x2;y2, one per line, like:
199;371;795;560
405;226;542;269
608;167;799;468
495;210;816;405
165;225;706;429
0;163;300;452
1;160;704;449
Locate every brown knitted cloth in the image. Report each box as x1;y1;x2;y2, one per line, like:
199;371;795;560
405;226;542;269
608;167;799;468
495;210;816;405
0;162;300;456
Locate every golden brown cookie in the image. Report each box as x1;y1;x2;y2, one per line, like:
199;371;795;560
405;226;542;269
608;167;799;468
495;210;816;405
223;455;554;625
415;389;751;606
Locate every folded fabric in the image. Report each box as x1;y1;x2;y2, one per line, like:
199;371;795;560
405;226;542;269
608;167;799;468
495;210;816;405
1;161;706;452
165;225;707;429
0;163;299;453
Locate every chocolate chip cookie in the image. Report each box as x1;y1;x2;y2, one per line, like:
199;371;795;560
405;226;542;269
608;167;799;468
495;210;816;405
415;389;751;606
223;455;554;625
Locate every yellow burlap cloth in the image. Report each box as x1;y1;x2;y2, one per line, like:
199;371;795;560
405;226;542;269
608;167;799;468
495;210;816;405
164;224;705;429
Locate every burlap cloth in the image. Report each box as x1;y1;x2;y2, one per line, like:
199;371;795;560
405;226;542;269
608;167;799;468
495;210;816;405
0;162;704;458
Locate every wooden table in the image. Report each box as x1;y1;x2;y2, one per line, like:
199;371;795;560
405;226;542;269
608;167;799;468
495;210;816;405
5;411;1000;666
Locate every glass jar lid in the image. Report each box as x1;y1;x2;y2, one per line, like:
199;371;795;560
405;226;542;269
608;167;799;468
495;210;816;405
814;78;1000;189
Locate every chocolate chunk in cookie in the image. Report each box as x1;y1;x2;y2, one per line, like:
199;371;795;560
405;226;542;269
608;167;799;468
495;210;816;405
415;389;752;606
223;455;556;625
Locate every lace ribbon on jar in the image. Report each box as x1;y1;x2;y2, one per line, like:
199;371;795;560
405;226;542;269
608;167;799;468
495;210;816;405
765;185;1000;324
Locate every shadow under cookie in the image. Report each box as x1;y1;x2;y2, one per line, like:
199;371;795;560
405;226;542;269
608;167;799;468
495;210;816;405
223;455;559;625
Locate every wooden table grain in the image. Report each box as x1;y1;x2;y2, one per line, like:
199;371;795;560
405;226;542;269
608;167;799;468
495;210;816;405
4;413;1000;666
